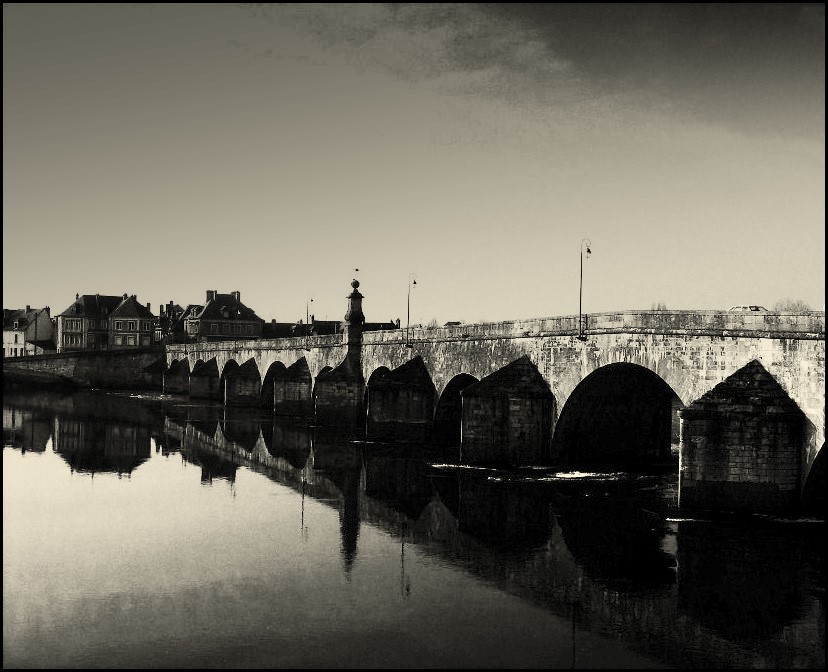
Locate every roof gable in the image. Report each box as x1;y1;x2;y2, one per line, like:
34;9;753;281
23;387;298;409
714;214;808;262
110;296;154;319
58;295;123;318
196;294;263;322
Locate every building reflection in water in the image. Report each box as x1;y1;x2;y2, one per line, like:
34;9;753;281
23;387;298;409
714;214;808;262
3;405;51;454
53;414;152;476
3;389;824;669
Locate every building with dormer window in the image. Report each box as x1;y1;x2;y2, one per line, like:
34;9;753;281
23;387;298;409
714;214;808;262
56;293;156;352
183;290;264;342
108;295;155;349
56;294;123;353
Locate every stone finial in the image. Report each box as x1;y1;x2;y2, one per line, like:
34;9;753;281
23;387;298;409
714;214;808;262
344;279;365;326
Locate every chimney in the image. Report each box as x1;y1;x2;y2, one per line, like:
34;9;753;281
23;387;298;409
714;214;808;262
123;293;128;300
25;305;30;312
76;293;79;300
206;290;217;302
159;304;165;318
231;290;240;302
146;302;151;313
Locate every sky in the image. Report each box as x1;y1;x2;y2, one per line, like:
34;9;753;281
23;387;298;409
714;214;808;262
3;3;825;325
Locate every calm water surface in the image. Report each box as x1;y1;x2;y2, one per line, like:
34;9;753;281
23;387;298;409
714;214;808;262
3;390;824;668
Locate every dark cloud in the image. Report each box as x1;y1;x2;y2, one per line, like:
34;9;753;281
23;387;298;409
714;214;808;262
245;3;824;137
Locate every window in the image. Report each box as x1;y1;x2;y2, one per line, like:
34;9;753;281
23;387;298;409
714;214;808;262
115;321;123;330
222;324;230;334
13;348;18;357
246;325;252;335
14;334;18;344
128;321;136;331
114;335;123;346
211;323;218;334
126;335;135;346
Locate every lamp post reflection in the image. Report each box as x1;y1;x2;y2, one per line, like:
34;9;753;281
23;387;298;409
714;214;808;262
400;521;411;598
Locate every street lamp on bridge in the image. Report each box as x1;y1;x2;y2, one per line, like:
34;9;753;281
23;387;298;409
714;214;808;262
406;273;417;348
304;297;313;351
578;238;591;341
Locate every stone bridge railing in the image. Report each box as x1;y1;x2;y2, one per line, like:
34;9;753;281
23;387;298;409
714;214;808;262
363;311;825;345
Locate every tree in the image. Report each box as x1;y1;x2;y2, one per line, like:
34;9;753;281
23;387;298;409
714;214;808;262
773;298;812;312
650;301;668;310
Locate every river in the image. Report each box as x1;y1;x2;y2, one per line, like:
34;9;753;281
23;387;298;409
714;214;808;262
3;389;824;668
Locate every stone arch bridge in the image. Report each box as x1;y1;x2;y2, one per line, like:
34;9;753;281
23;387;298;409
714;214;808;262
165;285;824;513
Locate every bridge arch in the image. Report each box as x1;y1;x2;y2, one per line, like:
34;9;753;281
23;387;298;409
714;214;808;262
801;444;824;513
261;361;287;410
553;362;683;467
433;373;478;448
313;366;333;399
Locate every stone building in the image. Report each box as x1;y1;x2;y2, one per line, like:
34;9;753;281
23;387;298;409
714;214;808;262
183;290;264;341
109;295;155;349
3;306;54;357
56;294;123;353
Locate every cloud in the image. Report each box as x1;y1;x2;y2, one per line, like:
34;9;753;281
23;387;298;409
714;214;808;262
244;3;580;102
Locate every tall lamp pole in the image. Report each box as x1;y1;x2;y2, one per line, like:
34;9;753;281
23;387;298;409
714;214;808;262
406;273;417;348
304;297;313;351
578;238;592;341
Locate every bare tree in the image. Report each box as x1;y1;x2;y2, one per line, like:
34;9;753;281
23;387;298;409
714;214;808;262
772;298;812;312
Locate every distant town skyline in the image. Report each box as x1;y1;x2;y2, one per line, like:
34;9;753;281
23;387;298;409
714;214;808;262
3;3;825;324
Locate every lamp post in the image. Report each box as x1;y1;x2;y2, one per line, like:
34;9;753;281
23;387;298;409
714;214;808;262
406;273;417;348
304;297;313;351
578;238;591;341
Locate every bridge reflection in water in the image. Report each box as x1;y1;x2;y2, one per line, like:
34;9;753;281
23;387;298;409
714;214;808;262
3;389;824;669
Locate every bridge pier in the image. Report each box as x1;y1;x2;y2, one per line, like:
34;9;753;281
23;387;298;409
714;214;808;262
313;280;365;432
460;356;555;466
273;358;313;416
223;360;261;407
190;359;221;401
365;356;436;443
678;360;806;513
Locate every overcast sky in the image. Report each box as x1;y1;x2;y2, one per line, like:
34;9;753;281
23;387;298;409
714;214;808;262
3;3;824;324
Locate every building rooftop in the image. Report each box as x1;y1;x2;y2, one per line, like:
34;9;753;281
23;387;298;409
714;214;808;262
58;294;124;319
